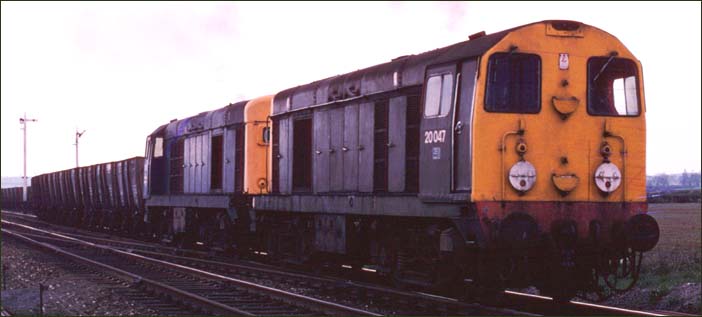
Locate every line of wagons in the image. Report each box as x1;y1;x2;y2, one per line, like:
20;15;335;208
3;157;146;233
1;186;26;211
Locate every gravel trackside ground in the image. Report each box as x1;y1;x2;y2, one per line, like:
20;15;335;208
1;237;159;316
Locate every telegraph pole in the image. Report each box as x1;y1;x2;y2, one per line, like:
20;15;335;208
75;129;85;167
20;113;37;202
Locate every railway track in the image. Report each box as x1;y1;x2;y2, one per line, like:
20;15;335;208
1;232;199;316
499;290;682;316
1;211;690;316
2;218;516;315
1;225;377;316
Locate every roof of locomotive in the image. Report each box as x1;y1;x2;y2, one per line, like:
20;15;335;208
270;26;511;116
271;20;591;116
147;100;249;139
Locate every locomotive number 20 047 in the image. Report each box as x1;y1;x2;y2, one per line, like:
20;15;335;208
424;129;446;144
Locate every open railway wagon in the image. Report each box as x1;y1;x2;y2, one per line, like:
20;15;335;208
29;157;145;232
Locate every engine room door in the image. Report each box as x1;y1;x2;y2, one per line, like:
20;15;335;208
453;59;477;192
419;64;456;197
223;127;236;193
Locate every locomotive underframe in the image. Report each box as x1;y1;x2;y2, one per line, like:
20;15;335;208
29;191;656;301
248;199;656;299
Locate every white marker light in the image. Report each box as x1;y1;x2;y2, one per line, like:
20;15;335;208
509;161;537;192
594;162;621;193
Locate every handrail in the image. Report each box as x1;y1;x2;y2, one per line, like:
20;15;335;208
500;119;525;200
603;120;627;202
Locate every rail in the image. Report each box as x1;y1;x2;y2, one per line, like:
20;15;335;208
3;214;690;317
1;220;380;316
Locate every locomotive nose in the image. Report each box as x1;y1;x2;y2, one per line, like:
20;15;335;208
624;214;660;252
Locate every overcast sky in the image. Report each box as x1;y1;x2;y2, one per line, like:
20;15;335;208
2;1;700;178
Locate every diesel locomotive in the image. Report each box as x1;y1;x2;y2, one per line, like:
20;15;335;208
3;20;659;301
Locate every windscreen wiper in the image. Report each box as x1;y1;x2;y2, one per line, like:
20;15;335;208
593;51;618;82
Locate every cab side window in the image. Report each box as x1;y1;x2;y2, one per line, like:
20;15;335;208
153;137;164;158
262;126;271;144
424;73;454;117
485;53;541;113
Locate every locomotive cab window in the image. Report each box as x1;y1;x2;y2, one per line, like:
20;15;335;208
262;126;271;144
424;73;454;117
485;53;541;113
153;137;164;158
587;57;640;116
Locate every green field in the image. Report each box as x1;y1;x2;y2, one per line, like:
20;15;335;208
644;203;701;281
637;203;701;311
648;203;702;251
